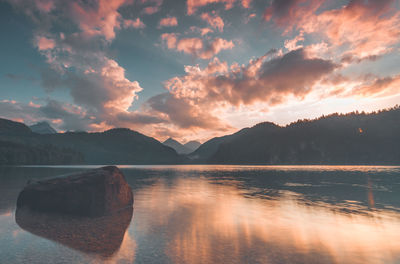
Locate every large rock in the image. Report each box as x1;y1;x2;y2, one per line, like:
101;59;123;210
16;166;133;217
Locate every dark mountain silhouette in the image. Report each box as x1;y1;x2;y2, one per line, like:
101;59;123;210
190;106;400;165
0;118;32;135
29;121;57;134
184;141;201;152
187;128;249;162
1;106;399;165
0;140;84;165
163;138;192;154
0;119;181;165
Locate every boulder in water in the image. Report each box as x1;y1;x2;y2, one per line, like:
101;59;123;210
16;166;133;217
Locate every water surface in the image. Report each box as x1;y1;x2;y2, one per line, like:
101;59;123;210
1;165;400;263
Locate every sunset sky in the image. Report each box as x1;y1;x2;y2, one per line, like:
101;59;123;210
0;0;399;142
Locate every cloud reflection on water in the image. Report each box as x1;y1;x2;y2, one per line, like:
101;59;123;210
131;177;400;264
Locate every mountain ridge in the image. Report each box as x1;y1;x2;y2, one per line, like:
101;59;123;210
1;106;399;165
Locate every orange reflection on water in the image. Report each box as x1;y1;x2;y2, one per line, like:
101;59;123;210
132;178;400;264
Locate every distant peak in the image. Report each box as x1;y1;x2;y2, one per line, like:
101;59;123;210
29;121;57;134
164;137;180;144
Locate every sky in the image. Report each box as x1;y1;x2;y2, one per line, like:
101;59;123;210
0;0;399;143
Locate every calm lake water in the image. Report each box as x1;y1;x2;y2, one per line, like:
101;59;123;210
1;165;400;264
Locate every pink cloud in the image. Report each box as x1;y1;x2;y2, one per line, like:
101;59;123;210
35;0;54;12
200;28;214;36
141;0;163;14
284;32;304;51
265;0;400;59
159;16;178;28
187;0;236;15
147;93;232;130
352;74;400;97
175;37;234;59
189;26;214;36
306;0;400;58
70;0;133;41
162;34;234;59
263;0;323;34
36;36;55;50
200;12;224;32
124;18;146;29
165;49;338;106
241;0;251;8
161;33;178;49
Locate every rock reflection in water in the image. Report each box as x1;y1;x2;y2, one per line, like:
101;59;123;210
15;206;133;258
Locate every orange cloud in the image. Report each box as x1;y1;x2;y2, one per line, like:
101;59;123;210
352;74;400;97
161;33;178;49
200;12;224;32
70;0;133;41
165;48;338;106
36;36;55;50
141;0;163;15
187;0;236;15
265;0;400;59
124;18;146;29
159;16;178;28
241;0;251;8
162;35;234;59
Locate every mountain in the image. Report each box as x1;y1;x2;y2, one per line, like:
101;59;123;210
0;118;32;135
2;106;400;165
29;122;57;134
184;141;201;152
163;138;192;154
187;127;249;162
0;120;182;165
190;107;400;165
0;140;84;165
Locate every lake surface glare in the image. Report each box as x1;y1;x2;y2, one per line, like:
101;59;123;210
1;165;400;264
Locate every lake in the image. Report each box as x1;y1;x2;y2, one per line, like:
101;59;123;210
1;165;400;264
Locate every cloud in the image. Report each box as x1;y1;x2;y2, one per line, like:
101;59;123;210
35;36;56;50
134;49;337;136
159;16;178;28
309;0;400;58
263;0;323;32
161;33;178;49
6;0;147;133
41;58;143;114
141;0;163;15
165;49;338;106
266;0;400;59
351;74;400;97
0;99;92;131
200;12;224;32
146;93;231;130
241;0;251;8
187;0;235;15
189;26;214;36
124;18;146;29
69;0;133;41
162;35;234;59
284;31;304;51
35;0;55;12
